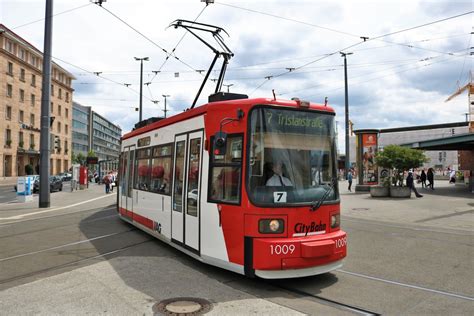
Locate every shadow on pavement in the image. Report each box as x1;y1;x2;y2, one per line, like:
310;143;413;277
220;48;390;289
79;209;339;309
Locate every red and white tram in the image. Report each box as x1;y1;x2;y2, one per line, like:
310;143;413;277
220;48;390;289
118;93;347;279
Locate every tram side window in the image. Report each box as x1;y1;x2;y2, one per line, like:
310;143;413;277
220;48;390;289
150;144;173;195
208;134;242;204
134;147;152;191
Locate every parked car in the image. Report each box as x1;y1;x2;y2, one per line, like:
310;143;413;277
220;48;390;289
33;176;63;193
187;189;198;205
14;175;39;192
57;172;72;182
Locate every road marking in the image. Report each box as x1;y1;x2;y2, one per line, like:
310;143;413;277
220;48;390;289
338;269;474;301
0;230;132;262
0;206;117;226
0;194;115;220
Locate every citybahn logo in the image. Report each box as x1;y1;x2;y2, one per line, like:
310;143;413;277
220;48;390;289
293;221;326;237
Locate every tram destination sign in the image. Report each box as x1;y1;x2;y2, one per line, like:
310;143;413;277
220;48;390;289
263;108;333;135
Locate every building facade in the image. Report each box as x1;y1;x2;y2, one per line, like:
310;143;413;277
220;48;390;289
0;24;74;177
72;102;121;164
72;102;91;157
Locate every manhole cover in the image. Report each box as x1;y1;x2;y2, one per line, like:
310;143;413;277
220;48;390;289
352;208;370;211
153;297;212;315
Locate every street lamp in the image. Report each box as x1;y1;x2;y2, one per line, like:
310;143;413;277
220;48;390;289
162;94;170;118
340;52;353;176
223;83;234;92
134;57;149;122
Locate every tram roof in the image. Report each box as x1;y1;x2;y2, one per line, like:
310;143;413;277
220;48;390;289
122;97;334;140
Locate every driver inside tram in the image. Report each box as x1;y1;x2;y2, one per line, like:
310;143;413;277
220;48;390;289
265;160;293;187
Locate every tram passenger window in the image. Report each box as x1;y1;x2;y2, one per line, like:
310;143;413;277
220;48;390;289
208;134;242;204
150;144;172;195
134;148;152;191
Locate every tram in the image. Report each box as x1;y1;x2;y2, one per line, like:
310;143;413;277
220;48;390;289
118;93;347;279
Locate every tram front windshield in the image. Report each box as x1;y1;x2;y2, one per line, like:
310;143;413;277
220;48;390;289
247;106;338;206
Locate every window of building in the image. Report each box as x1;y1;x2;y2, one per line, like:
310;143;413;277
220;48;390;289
7;62;13;76
19;132;24;148
64;140;68;154
7;84;12;97
31;74;36;87
31;94;35;107
58;88;62;99
51;102;53;113
58;105;61;116
20;89;25;102
65;124;68;134
57;122;61;133
65;92;69;103
5;105;12;120
6;40;14;53
20;68;25;81
65;108;69;118
19;49;26;60
30;113;35;126
208;134;243;204
19;110;24;123
5;129;12;146
51;84;54;96
30;134;35;149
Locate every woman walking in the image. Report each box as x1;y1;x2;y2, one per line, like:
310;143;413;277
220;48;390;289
427;168;434;190
420;170;427;188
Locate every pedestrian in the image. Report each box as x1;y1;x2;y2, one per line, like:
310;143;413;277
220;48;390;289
449;168;456;184
103;173;111;194
420;170;427;188
110;172;116;192
347;169;353;192
406;170;423;198
427;168;434;190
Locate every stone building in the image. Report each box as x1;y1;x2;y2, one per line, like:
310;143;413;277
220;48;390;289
0;24;75;177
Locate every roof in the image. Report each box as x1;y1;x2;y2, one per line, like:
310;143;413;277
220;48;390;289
122;97;335;140
401;133;474;150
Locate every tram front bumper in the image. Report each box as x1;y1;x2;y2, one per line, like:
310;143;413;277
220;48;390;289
252;230;346;271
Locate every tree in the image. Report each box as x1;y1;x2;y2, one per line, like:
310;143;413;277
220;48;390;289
375;145;428;187
24;164;34;175
75;152;86;166
87;150;96;158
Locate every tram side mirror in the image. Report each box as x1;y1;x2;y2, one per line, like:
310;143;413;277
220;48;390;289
213;131;227;156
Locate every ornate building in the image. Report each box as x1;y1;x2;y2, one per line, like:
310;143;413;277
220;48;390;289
0;24;74;177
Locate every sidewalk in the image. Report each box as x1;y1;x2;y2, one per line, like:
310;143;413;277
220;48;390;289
339;179;474;232
0;177;18;187
0;182;116;219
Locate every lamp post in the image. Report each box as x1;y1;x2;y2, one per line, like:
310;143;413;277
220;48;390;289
340;52;353;177
134;57;149;122
223;83;234;92
39;0;53;208
162;94;170;118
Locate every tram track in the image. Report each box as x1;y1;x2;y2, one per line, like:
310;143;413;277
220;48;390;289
269;282;380;316
0;237;153;286
0;208;118;240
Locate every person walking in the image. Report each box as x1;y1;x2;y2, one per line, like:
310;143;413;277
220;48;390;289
406;170;423;198
449;168;456;184
420;170;427;188
347;169;353;192
427;168;434;190
103;173;111;194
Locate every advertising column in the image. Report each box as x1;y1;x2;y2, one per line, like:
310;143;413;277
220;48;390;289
354;129;379;192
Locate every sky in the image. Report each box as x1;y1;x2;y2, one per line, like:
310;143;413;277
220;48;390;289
1;0;472;153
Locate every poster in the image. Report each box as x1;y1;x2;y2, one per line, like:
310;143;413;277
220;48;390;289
362;133;377;184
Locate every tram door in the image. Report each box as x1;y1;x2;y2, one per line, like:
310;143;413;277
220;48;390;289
121;146;135;216
172;131;203;251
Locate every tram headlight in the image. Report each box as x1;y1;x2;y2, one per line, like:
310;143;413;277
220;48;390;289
331;214;340;228
259;219;284;234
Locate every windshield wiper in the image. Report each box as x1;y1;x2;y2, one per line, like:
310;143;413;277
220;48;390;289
310;177;337;211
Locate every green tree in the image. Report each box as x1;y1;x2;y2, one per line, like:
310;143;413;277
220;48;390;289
87;150;96;158
76;152;86;166
375;145;428;187
24;164;34;175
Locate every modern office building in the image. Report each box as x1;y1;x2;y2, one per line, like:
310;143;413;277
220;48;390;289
0;24;74;177
72;102;121;163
